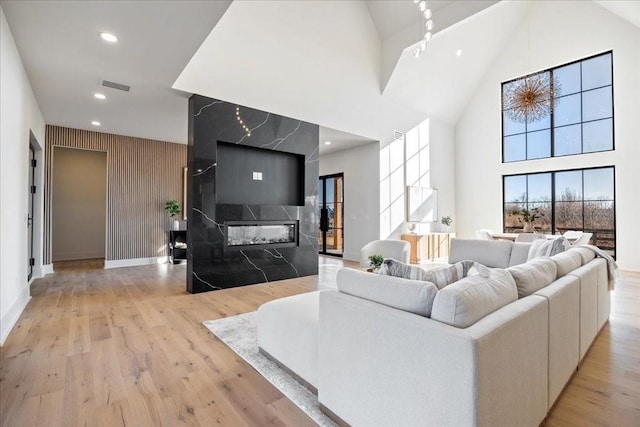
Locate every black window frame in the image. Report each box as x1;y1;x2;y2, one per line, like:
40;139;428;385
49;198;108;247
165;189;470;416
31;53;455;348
501;51;614;163
502;166;616;258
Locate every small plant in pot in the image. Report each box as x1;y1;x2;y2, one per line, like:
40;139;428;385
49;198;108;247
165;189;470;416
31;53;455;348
368;254;384;273
165;200;181;230
441;215;453;231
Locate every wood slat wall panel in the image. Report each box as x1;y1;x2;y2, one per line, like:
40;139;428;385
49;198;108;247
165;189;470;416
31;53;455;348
44;125;187;263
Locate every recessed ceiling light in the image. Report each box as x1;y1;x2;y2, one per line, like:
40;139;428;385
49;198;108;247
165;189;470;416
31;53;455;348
91;121;101;126
100;32;118;43
456;49;462;57
325;141;332;145
94;93;106;100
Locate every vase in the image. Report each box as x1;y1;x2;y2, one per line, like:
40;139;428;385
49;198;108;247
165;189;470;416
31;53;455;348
523;222;533;233
173;219;180;230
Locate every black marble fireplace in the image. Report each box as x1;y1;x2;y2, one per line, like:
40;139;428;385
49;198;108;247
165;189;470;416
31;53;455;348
225;221;298;250
187;95;319;293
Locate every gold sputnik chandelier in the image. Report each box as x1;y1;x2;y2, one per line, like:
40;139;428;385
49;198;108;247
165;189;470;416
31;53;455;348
503;72;561;123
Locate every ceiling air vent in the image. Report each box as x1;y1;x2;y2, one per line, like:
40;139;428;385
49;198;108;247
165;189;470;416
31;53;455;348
393;130;404;141
101;79;130;92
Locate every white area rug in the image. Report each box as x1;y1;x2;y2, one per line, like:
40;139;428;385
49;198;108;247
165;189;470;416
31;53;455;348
203;313;336;427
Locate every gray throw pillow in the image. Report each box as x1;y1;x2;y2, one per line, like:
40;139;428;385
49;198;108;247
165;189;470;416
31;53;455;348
379;258;430;281
380;259;489;290
527;237;567;261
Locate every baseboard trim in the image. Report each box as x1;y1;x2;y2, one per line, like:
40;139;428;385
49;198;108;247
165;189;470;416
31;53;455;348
0;286;31;346
342;252;359;262
42;264;54;275
104;256;169;269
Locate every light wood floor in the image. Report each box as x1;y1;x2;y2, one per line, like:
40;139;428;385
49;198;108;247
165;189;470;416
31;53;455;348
1;261;638;426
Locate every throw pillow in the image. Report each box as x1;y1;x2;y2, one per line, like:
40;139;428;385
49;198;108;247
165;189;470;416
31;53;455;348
380;259;490;290
379;258;429;281
527;237;567;261
430;268;518;328
507;257;558;298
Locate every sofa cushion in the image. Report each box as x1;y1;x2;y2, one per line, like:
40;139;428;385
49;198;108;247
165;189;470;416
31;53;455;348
430;268;518;328
527;237;567;261
337;268;438;317
507;258;558;298
508;242;532;266
568;246;596;265
448;239;514;268
551;251;583;278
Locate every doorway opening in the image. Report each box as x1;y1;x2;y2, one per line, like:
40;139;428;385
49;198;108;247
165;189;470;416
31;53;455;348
318;173;344;257
51;147;107;266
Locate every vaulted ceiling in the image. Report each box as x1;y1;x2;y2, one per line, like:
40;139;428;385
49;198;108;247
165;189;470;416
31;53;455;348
2;0;639;150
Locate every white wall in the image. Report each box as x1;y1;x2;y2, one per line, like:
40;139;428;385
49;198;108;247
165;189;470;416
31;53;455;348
0;6;46;344
455;1;640;270
320;143;380;261
429;117;456;233
379;117;456;240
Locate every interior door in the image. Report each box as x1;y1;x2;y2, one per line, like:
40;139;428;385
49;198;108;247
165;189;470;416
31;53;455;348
318;174;344;257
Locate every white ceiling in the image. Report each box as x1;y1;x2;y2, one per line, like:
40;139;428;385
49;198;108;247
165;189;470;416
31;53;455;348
319;126;377;156
173;0;509;145
3;0;637;150
0;0;230;144
365;0;453;41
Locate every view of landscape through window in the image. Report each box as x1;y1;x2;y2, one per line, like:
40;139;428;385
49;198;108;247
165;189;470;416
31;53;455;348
503;167;615;256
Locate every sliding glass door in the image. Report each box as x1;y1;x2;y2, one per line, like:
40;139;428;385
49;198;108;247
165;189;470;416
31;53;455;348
318;173;344;257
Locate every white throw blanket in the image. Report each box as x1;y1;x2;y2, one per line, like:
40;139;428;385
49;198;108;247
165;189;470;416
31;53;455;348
578;245;619;291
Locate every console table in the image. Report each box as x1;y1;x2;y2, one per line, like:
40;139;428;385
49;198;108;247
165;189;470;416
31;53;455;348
169;230;187;264
401;232;455;263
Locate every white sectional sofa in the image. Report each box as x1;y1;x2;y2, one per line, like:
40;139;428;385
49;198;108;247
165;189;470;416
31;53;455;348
257;238;613;427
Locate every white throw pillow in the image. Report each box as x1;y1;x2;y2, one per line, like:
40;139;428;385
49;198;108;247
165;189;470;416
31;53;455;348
430;268;518;328
507;258;557;298
527;237;567;261
337;268;439;317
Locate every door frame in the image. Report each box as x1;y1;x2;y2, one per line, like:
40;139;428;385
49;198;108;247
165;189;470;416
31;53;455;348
27;144;36;280
318;172;344;257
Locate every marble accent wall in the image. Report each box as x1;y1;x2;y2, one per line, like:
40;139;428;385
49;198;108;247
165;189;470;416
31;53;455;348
187;96;319;293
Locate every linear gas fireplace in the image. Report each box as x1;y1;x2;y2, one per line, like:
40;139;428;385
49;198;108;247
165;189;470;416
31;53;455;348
225;220;299;251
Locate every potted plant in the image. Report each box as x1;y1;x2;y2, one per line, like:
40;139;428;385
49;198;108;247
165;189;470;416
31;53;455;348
441;215;453;232
368;254;384;273
165;200;181;230
511;207;543;232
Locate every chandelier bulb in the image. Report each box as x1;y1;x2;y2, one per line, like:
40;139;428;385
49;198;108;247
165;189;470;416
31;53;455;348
420;41;427;52
424;9;432;19
419;1;426;12
424;31;432;42
414;48;421;58
426;20;434;31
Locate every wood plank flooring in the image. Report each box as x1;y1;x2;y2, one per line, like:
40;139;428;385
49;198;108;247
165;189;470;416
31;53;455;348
1;261;639;426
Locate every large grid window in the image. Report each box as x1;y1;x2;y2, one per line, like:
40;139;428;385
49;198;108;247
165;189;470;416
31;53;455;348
502;52;613;162
503;166;615;257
